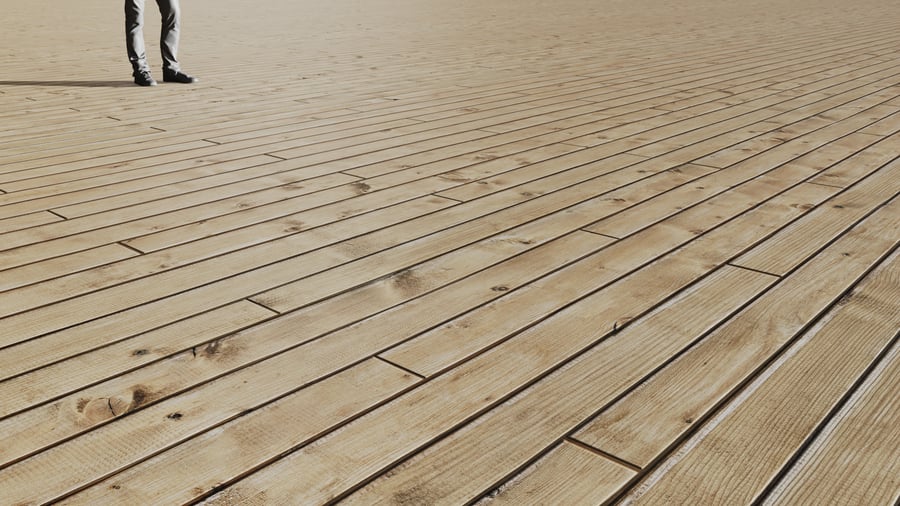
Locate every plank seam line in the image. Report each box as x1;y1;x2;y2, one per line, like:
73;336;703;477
804;180;845;189
579;229;621;240
45;209;69;221
559;141;601;149
619;299;834;503
687;161;724;170
466;261;784;505
117;241;147;255
244;297;281;315
149;126;166;132
375;356;426;379
614;241;900;504
628;67;900;161
265;153;287;160
565;437;642;472
202;138;222;145
0;49;880;184
726;262;781;278
183;362;428;506
756;331;900;504
338;171;366;181
433;194;463;204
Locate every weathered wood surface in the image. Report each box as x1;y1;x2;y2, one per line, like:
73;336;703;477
1;0;898;504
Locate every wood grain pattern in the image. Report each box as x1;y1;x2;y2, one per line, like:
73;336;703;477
764;342;900;506
574;197;898;469
620;249;899;504
2;0;898;503
477;442;635;505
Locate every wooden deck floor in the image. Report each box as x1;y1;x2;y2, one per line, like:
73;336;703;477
2;0;899;504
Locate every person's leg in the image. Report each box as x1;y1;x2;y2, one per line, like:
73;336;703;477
156;0;196;82
125;0;149;73
155;0;181;73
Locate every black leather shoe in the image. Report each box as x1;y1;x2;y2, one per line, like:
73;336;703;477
163;70;198;84
133;70;157;86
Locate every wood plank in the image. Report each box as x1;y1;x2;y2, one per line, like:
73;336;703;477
119;179;457;254
202;258;770;504
0;300;274;422
0;228;610;462
476;442;635;505
0;172;359;270
0;155;276;216
0;211;62;232
0;233;606;501
618;249;899;504
2;0;899;501
0;359;416;505
0;196;452;367
0;244;138;292
0;140;217;184
625;70;900;159
733;155;900;275
855;107;900;136
198;173;842;503
58;359;417;505
436;150;646;203
764;342;900;506
574;197;899;469
249;162;714;314
587;132;889;238
808;131;899;188
385;178;838;377
339;268;776;505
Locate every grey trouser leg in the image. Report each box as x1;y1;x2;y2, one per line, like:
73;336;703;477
125;0;181;73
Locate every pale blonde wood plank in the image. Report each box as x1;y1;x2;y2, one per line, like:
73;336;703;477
0;140;216;185
765;343;900;506
0;210;62;232
809;131;899;188
574;197;899;469
358;138;586;191
341;267;776;505
3;232;603;466
587;132;888;238
200;168;841;503
0;244;138;292
0;196;451;366
626;69;900;158
2;0;899;502
200;207;789;504
436;150;647;203
0;155;276;216
0;301;274;422
339;129;571;180
0;358;415;505
119;179;453;254
0;172;358;271
620;249;899;505
858;106;900;136
0;214;599;457
53;359;418;506
0;222;603;501
733;156;899;275
386;178;838;377
249;161;713;314
477;442;635;505
48;155;285;219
